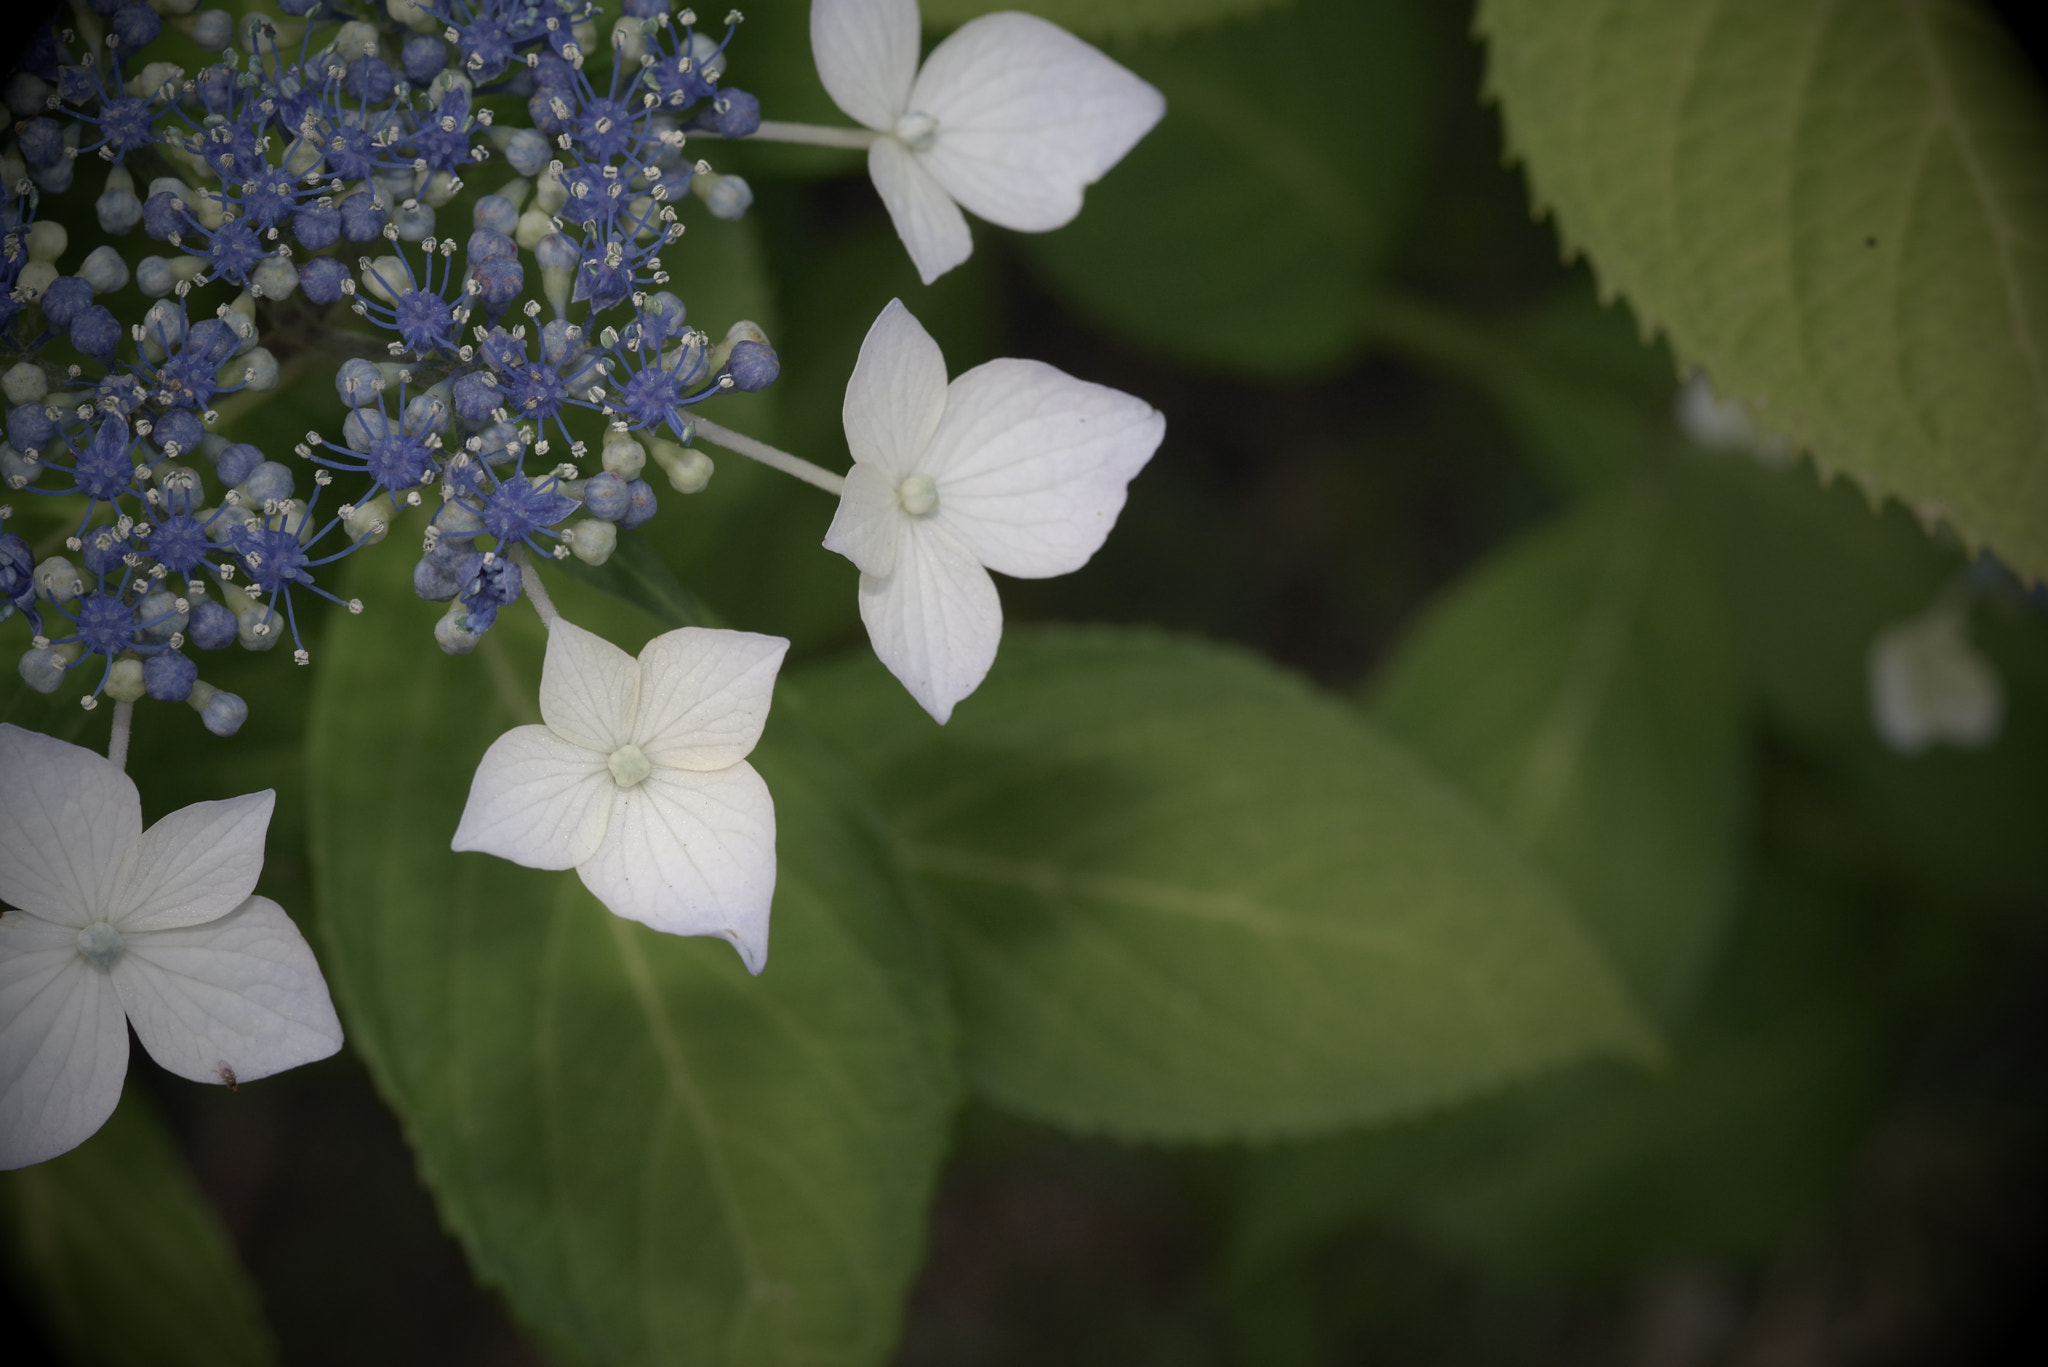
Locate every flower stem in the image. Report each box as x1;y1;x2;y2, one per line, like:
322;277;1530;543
511;546;562;628
691;416;846;496
107;699;133;772
742;121;878;150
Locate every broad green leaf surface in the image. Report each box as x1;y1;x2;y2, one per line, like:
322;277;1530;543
1231;874;1892;1279
800;629;1656;1142
1479;0;2048;581
309;560;958;1367
0;1091;275;1367
1371;474;1747;1020
1021;0;1435;375
921;0;1291;42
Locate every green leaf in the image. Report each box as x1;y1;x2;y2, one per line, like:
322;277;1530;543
1231;873;1893;1280
1020;0;1436;375
920;0;1292;42
308;560;958;1367
0;1091;276;1367
1371;472;1748;1020
1477;0;2048;581
799;629;1657;1142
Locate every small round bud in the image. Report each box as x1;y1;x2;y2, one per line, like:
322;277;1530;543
565;518;618;566
580;471;631;521
619;479;658;530
186;599;238;650
2;362;46;407
79;244;130;293
198;688;249;737
18;646;68;695
144;648;199;702
105;658;148;703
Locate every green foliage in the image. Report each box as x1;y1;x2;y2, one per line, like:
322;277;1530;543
1022;0;1436;375
308;562;959;1367
921;0;1292;42
1371;474;1748;1020
1478;0;2048;581
798;629;1657;1142
0;1092;276;1367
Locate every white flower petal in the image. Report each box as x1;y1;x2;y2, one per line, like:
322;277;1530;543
114;896;343;1086
577;764;777;974
859;517;1002;724
451;725;614;869
811;0;919;132
923;358;1163;579
823;460;905;579
633;628;790;772
112;791;275;934
0;724;142;928
0;911;129;1170
843;299;950;481
868;138;975;286
538;619;641;753
910;12;1165;233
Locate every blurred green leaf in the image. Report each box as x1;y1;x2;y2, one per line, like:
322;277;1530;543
799;628;1657;1142
309;560;958;1367
1231;873;1894;1281
1022;0;1435;375
1371;473;1747;1020
1479;0;2048;581
0;1091;276;1367
921;0;1291;42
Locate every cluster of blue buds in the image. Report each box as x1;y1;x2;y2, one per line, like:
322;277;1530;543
2;0;778;733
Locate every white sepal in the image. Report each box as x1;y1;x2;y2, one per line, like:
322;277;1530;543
577;764;777;974
0;724;142;928
634;629;790;773
0;912;128;1171
823;461;905;579
811;0;920;133
842;297;949;480
858;518;1003;725
867;137;974;286
909;12;1165;233
450;724;614;869
925;358;1165;578
114;791;275;933
537;619;641;753
113;895;344;1086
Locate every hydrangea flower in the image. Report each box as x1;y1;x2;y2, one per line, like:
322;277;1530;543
808;0;1164;283
451;620;789;972
1868;597;2004;754
823;299;1163;721
0;725;343;1170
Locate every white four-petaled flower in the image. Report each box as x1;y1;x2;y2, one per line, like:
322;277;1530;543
812;0;1165;283
824;299;1165;722
452;621;788;973
1;724;343;1170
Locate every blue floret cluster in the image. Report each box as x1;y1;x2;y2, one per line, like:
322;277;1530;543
1;0;779;730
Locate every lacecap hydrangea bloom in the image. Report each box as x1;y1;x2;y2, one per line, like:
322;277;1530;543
2;0;1165;1158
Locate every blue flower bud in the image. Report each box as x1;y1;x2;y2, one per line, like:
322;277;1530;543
71;306;123;363
503;128;550;177
38;276;95;330
1;532;35;615
339;191;387;241
97;186;143;235
724;339;779;392
345;55;399;105
110;2;163;51
693;172;754;222
8;404;56;451
293;201;341;251
414;550;469;602
712;89;761;138
403;391;452;437
581;471;631;521
143;191;190;241
186;598;238;650
19;647;68;695
144;649;199;702
135;257;177;297
199;689;249;737
300;256;351;304
135;589;188;644
18;118;63;170
472;256;524;310
623;0;671;16
80;526;130;578
279;0;322;15
620;479;657;530
212;442;264;486
402;34;448;83
153;408;204;455
238;462;295;505
79;245;129;293
192;9;234;49
335;358;384;408
473;195;519;236
452;371;501;424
